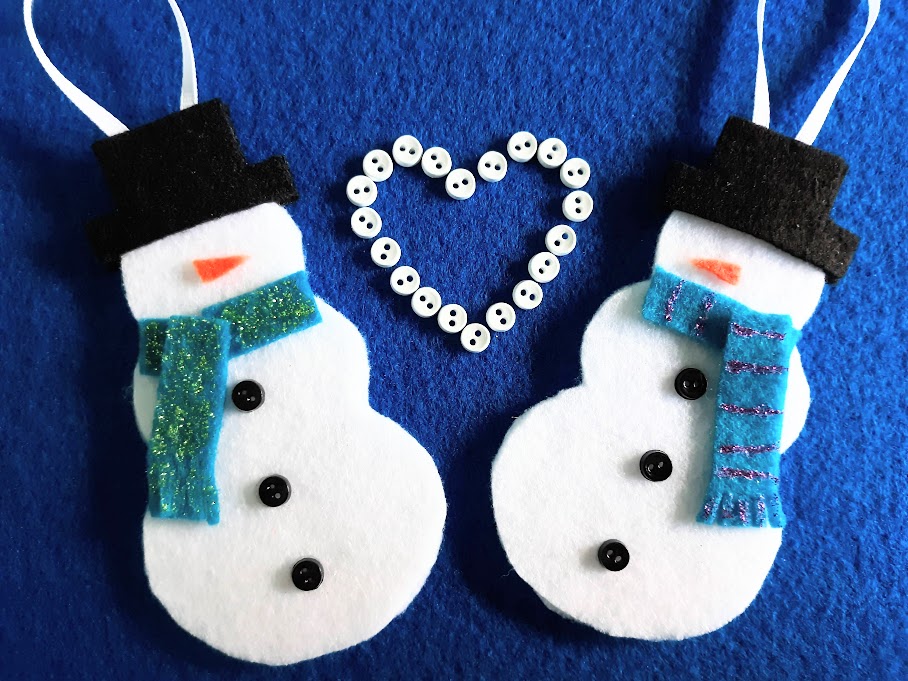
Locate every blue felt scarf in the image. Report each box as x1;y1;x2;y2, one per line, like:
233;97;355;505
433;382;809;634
642;267;799;528
138;271;322;524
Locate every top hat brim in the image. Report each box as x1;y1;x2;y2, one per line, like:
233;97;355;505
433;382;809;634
87;155;299;270
665;160;859;284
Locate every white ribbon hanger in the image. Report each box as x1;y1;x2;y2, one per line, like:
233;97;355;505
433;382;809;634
24;0;198;136
752;0;880;145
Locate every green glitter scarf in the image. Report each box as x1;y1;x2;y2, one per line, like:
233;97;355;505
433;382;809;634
138;271;321;524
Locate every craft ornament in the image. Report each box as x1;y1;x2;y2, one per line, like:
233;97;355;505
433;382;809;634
491;0;877;640
25;0;446;666
348;133;593;352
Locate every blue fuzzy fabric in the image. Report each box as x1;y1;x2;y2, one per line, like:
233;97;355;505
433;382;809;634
1;0;905;679
642;267;798;527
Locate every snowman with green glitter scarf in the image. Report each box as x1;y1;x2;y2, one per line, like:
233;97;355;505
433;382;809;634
26;0;445;664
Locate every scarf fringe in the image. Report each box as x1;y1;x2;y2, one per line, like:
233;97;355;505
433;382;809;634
698;491;786;528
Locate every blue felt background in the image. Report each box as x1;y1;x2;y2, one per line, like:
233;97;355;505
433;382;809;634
1;0;906;678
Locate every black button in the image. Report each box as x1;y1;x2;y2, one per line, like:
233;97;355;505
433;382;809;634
639;450;672;482
674;368;707;400
291;559;323;591
232;380;264;411
258;475;291;507
597;541;629;572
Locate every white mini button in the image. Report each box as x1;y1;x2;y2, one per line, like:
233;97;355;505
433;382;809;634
411;287;442;317
421;147;452;178
363;149;394;182
486;302;516;332
351;207;382;239
437;304;468;333
507;132;538;163
477;151;507;182
461;323;491;353
528;252;561;283
560;158;590;189
445;169;476;200
537;138;567;169
392;135;423;167
563;190;593;222
513;280;543;310
390;266;420;295
545;225;577;256
370;237;401;268
346;175;377;207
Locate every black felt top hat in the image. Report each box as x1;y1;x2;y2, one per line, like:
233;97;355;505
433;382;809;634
665;116;859;283
86;99;299;269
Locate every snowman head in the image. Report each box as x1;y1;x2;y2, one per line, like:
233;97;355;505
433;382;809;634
85;100;304;319
653;117;860;330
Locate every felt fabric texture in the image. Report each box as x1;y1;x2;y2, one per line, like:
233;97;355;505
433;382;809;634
88;99;298;269
642;266;799;527
145;315;230;524
665;117;858;283
491;213;818;639
124;203;446;664
3;0;906;678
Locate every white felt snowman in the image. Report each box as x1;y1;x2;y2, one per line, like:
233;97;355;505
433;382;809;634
26;0;445;665
491;4;875;634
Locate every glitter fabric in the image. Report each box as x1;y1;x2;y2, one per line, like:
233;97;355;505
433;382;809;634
138;270;322;524
147;317;230;524
643;267;798;528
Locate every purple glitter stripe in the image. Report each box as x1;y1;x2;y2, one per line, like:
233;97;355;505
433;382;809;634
716;467;779;483
664;279;684;322
725;360;788;375
756;497;766;526
718;443;779;455
730;322;786;340
719;403;783;416
737;499;748;524
701;498;717;519
693;294;714;336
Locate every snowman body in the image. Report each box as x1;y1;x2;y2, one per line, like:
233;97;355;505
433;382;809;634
125;203;446;664
491;210;827;640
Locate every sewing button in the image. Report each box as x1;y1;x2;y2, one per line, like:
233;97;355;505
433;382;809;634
291;558;323;591
560;157;590;189
421;146;452;178
363;149;394;182
507;131;538;163
258;475;291;507
370;237;401;268
445;168;476;200
346;175;377;207
412;287;442;317
390;266;420;295
597;541;629;572
513;280;543;310
675;368;708;400
486;302;516;332
438;304;468;333
528;252;560;283
350;206;382;239
477;151;508;182
545;225;577;256
392;134;423;167
461;323;491;353
231;380;264;412
563;190;593;222
639;451;672;482
537;137;567;169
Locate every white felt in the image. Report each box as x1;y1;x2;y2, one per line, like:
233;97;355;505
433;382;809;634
655;211;826;329
123;205;446;665
492;214;824;640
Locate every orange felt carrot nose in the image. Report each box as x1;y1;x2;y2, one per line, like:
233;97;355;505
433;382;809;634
691;258;741;285
192;255;249;282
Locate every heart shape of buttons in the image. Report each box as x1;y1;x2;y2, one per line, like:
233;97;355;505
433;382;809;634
346;132;594;353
